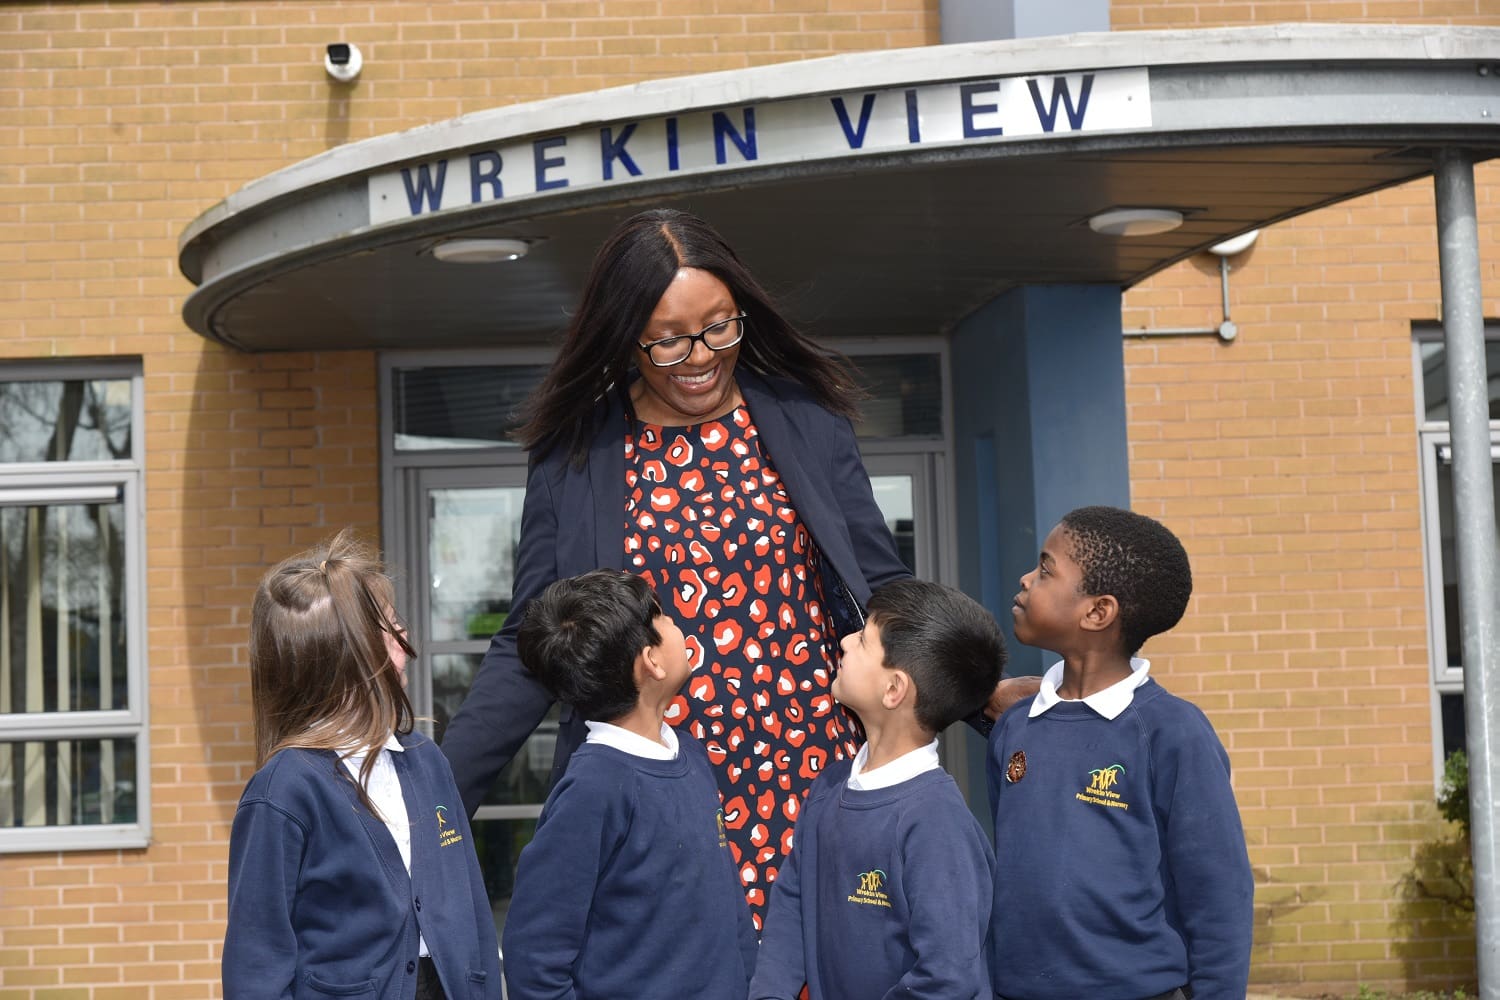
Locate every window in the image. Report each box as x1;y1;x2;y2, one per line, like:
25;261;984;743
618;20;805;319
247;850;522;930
1414;328;1500;765
0;362;147;853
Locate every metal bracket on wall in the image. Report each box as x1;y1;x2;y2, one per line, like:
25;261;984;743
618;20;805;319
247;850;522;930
1123;230;1258;343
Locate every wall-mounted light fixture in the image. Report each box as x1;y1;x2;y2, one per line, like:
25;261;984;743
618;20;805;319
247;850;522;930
1123;227;1262;343
429;238;531;263
1087;208;1184;237
1204;229;1259;341
1209;229;1260;257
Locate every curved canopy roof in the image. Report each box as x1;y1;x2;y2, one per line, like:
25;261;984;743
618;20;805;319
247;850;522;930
178;23;1500;351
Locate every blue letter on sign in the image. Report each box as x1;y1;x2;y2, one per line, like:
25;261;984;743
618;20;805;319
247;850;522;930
1027;74;1094;132
666;117;681;171
713;109;757;165
830;93;877;150
960;82;1004;139
469;151;503;203
601;124;642;181
533;136;569;191
401;160;448;215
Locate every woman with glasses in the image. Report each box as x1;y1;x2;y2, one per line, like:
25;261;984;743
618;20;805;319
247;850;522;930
441;208;1031;931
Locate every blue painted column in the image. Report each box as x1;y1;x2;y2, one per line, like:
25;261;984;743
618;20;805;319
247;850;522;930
950;284;1130;818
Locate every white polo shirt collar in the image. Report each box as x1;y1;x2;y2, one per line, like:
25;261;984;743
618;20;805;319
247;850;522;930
1028;657;1153;721
584;719;680;760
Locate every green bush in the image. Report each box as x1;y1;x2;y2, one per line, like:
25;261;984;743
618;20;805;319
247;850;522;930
1438;749;1470;833
1401;749;1473;914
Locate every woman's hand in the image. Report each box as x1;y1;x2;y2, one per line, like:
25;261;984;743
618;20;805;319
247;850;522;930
985;675;1043;720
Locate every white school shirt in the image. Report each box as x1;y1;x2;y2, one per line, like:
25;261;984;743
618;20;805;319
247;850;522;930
341;734;429;958
846;738;941;791
583;719;680;760
1028;656;1153;721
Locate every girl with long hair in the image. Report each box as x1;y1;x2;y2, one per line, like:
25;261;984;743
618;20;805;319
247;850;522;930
223;530;501;1000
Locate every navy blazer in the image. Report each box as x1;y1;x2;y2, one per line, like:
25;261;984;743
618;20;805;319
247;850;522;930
223;733;502;999
441;369;911;818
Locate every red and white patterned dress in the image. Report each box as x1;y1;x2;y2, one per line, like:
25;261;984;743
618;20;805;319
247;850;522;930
625;405;860;929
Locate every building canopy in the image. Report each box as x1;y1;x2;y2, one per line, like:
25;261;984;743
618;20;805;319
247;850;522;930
177;24;1500;351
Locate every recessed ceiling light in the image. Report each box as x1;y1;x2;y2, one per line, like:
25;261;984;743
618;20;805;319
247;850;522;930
1088;209;1184;238
430;238;530;263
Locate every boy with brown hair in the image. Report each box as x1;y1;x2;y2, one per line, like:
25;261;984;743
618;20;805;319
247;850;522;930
751;578;1006;1000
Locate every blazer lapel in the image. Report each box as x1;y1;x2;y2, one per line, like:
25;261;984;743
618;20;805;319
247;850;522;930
586;390;628;572
739;371;864;603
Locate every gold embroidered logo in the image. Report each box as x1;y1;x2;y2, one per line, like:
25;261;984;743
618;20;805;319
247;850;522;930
848;869;891;908
436;804;464;847
1075;764;1130;811
716;808;728;849
1005;750;1027;783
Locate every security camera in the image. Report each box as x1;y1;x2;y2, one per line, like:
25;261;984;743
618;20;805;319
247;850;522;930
324;42;363;83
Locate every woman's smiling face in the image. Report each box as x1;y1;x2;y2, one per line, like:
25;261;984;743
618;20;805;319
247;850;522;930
631;268;744;426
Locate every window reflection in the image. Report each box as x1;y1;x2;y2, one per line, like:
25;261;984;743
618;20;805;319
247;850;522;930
427;487;524;644
0;379;132;464
848;354;942;438
1420;340;1500;422
394;366;548;450
0;501;127;715
0;738;136;828
1433;453;1500;675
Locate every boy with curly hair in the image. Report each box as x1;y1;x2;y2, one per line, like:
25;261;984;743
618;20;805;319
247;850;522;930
990;506;1253;1000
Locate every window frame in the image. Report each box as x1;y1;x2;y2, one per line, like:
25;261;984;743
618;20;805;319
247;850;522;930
0;360;149;854
1412;324;1500;786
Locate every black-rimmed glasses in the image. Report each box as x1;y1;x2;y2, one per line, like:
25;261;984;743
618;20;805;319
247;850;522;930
637;314;747;368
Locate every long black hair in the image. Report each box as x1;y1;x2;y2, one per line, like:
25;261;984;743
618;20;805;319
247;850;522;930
515;208;862;464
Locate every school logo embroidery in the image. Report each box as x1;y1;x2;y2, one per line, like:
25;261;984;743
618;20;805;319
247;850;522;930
1075;763;1130;811
435;804;464;847
716;808;728;849
848;869;892;909
1005;750;1027;783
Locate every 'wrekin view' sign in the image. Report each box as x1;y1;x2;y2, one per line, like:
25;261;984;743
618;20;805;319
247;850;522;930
368;68;1151;225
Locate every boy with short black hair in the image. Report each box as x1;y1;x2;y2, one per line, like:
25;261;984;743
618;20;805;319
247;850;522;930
991;505;1253;1000
501;570;757;1000
750;578;1005;1000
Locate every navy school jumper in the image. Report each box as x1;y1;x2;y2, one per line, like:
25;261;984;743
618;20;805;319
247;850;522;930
223;732;502;1000
987;681;1254;1000
501;737;758;1000
750;758;995;1000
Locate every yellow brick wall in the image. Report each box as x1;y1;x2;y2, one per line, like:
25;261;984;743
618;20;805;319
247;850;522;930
0;0;1492;996
1113;0;1497;992
0;2;938;997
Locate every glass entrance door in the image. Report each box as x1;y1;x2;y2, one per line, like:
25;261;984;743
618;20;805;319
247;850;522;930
409;465;555;930
863;452;943;580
